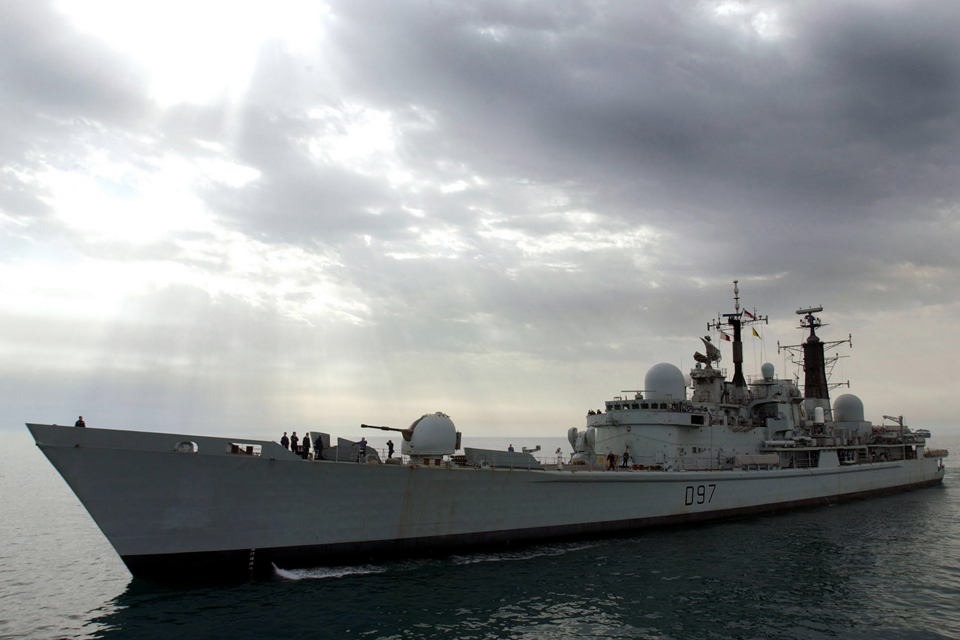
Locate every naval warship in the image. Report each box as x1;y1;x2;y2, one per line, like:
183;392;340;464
28;284;948;582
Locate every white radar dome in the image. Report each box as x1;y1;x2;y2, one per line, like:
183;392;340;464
833;394;865;423
644;363;686;401
403;412;458;457
761;363;775;380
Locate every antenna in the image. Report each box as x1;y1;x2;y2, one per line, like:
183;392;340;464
778;307;852;402
705;280;768;390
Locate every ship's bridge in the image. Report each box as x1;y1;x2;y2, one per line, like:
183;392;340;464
592;395;706;428
604;398;682;412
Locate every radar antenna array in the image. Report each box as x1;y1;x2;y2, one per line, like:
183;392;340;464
706;280;769;335
777;306;853;392
703;280;769;391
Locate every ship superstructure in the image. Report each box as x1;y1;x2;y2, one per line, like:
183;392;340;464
27;284;947;583
566;282;927;474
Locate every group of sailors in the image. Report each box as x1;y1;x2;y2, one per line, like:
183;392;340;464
279;432;396;462
280;431;323;460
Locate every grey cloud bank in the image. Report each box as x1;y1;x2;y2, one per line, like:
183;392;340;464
1;0;958;436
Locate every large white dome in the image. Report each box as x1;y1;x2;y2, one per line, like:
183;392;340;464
644;363;686;401
403;412;458;456
833;394;865;422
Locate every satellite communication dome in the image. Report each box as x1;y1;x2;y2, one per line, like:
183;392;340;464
761;363;775;380
833;394;865;423
403;412;458;456
644;363;686;401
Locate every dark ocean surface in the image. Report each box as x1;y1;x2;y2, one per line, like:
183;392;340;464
2;431;959;640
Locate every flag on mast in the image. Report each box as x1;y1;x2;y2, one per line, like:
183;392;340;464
752;328;761;339
743;309;756;320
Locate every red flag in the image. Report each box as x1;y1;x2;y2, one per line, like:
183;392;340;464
743;310;755;320
720;332;732;342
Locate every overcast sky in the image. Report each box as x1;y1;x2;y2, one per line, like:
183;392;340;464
2;0;958;437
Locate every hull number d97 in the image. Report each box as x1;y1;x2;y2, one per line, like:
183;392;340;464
685;484;717;506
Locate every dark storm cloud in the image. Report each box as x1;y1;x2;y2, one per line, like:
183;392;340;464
182;0;960;327
311;0;960;222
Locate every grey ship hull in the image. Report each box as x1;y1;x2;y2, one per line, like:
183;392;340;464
29;423;945;583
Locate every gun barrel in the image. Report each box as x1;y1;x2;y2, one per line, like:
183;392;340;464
361;424;406;432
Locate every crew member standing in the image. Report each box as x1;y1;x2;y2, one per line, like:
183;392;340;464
75;416;86;428
621;449;630;469
291;432;299;455
281;432;289;449
302;433;311;460
387;439;395;459
606;450;616;471
314;433;324;461
358;437;367;462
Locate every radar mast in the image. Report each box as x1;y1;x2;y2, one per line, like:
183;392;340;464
777;307;852;422
707;280;768;400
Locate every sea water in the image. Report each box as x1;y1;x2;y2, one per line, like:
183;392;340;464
2;431;959;640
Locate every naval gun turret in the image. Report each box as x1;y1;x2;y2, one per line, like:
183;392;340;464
362;412;461;465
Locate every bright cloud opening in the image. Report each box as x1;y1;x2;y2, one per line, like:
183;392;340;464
55;0;332;106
